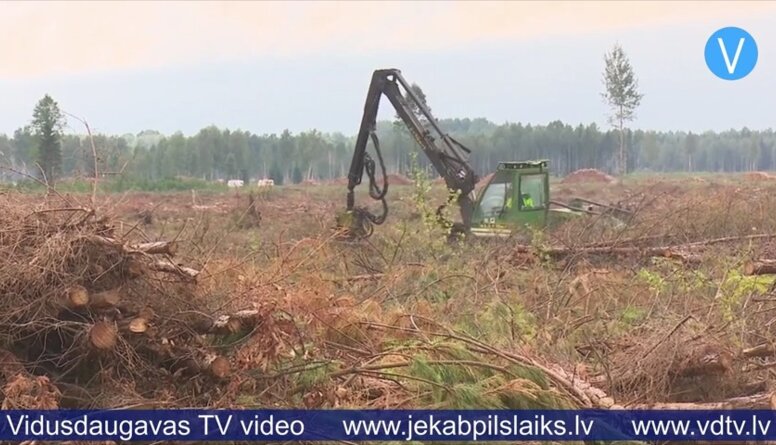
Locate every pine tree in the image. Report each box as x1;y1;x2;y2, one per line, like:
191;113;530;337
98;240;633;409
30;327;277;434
31;95;66;183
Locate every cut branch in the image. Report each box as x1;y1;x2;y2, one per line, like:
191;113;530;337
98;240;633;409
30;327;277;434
150;260;200;281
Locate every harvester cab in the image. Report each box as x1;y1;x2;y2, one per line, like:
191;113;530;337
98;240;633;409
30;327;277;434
470;160;551;238
469;159;634;238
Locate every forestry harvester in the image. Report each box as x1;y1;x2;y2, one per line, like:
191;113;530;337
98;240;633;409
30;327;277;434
337;68;632;239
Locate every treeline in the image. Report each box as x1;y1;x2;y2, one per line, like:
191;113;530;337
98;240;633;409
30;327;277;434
1;119;775;184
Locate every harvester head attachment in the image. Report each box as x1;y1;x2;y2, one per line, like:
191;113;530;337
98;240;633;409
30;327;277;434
335;208;375;240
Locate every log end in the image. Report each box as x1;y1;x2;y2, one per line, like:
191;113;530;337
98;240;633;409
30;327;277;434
65;286;90;309
208;356;230;379
128;318;149;334
125;259;146;279
90;322;117;350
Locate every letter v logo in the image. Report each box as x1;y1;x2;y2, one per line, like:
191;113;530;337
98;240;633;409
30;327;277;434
705;27;758;80
717;37;745;74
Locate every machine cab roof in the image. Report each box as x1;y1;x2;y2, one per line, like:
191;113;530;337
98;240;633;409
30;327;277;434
496;160;549;172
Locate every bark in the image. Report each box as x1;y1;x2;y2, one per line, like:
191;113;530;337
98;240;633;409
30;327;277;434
744;260;776;276
89;289;121;309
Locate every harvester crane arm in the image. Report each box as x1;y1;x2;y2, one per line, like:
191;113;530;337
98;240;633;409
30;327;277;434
344;68;479;237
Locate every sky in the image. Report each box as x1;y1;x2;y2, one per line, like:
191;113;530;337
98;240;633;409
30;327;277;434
1;1;775;136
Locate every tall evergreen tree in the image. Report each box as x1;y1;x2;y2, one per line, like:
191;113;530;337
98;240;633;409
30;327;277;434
30;95;66;183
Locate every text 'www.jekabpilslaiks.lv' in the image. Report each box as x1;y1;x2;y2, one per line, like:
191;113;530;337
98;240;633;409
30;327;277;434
341;414;594;441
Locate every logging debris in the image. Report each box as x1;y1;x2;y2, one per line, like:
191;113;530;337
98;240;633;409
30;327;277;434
0;194;264;409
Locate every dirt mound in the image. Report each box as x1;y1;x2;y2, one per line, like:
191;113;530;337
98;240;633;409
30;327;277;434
743;171;776;181
562;169;615;184
377;174;413;185
327;174;412;186
328;177;350;185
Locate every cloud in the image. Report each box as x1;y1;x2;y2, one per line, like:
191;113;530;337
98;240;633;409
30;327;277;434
1;1;773;79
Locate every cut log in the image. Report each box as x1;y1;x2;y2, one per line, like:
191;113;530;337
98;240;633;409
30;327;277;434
205;355;230;379
89;289;121;309
131;241;177;256
150;260;199;280
89;322;117;350
129;318;148;334
124;258;145;279
119;317;148;334
742;343;776;358
744;259;776;276
63;286;90;310
510;234;776;263
630;391;776;410
661;250;703;265
86;235;178;256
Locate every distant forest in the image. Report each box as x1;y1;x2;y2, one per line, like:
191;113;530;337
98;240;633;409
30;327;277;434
1;118;774;185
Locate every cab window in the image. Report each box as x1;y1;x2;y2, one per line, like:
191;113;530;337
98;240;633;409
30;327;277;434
476;170;513;219
519;174;546;210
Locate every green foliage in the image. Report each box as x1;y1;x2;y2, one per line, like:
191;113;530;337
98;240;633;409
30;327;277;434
720;269;775;321
269;163;284;185
637;258;711;294
30;95;65;183
292;165;303;184
5;110;776;188
294;362;339;392
470;299;537;344
602;44;643;124
620;306;647;325
12;176;226;193
602;44;643;174
406;352;569;410
406;152;457;247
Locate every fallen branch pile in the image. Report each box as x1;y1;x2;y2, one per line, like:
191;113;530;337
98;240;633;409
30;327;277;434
0;195;264;408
